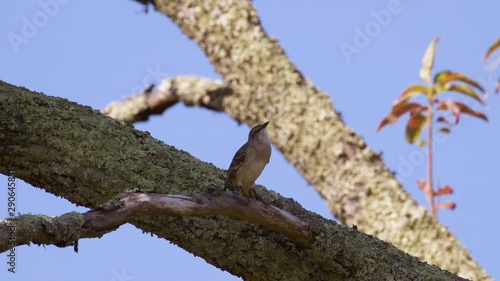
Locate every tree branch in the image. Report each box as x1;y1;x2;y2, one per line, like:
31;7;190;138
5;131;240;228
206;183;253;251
0;212;85;251
0;186;313;251
101;77;231;124
0;81;467;280
117;0;490;279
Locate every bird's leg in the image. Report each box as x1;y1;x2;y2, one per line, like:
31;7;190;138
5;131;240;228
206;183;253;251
248;187;261;201
224;182;237;193
236;185;245;197
236;184;260;200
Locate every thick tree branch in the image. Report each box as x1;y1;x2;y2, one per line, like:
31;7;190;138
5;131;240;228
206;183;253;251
0;81;467;280
0;187;313;251
118;0;490;279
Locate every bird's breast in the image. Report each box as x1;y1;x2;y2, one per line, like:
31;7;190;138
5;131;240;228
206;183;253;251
235;142;271;185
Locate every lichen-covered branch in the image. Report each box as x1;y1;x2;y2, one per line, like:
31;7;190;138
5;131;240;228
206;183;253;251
122;1;490;279
0;187;313;251
0;212;85;251
102;77;231;123
0;81;467;280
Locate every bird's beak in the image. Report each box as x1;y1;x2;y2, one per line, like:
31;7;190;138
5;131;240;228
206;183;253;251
252;121;270;133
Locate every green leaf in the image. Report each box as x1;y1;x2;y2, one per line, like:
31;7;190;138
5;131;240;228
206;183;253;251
394;84;431;105
484;38;500;61
434;71;485;93
405;111;428;144
377;103;426;132
445;84;485;105
420;37;440;86
438;127;450;134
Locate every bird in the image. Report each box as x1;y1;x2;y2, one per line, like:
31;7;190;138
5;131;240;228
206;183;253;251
225;121;272;199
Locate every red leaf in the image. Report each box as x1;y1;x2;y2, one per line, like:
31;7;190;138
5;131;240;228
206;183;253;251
417;180;428;191
453;101;488;122
436;201;457;210
377;103;426;132
437;116;453;126
437;99;488;123
435;184;453;196
437;99;461;124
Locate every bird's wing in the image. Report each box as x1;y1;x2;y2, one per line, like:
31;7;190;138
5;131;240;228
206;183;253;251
225;143;248;187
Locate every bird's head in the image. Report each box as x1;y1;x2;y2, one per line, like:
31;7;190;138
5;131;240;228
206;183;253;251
248;121;270;143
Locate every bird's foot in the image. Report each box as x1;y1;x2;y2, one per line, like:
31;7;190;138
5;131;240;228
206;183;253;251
247;188;261;201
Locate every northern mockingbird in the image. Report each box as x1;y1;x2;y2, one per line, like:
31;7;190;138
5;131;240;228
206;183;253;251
225;121;271;199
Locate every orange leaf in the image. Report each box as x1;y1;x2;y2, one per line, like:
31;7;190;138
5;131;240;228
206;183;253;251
484;38;500;61
420;37;440;86
405;109;428;143
434;71;485;93
436;201;457;210
377;103;426;132
435;184;453;196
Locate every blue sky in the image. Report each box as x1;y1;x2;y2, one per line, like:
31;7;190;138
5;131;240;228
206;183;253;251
1;0;499;280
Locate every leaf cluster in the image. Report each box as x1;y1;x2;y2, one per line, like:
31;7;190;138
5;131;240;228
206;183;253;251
377;37;487;144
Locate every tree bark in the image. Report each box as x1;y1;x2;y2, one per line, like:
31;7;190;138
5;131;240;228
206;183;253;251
121;1;490;280
0;81;467;281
